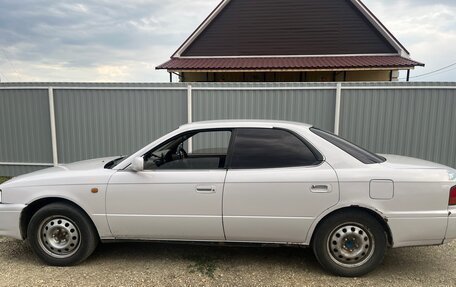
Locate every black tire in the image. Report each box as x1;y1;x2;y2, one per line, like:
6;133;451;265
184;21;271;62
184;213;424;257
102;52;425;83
312;210;387;277
27;202;99;266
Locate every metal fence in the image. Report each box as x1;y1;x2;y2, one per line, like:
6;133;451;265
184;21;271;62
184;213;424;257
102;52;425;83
1;82;455;176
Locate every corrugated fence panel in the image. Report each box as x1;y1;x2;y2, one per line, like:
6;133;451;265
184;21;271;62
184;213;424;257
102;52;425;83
0;165;49;177
193;83;336;132
54;88;187;163
0;89;53;165
1;82;455;176
339;86;456;168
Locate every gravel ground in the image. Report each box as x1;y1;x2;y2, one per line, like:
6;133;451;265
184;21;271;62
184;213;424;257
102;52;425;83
0;237;455;287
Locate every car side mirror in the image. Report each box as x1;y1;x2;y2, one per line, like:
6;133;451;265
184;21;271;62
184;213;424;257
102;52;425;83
131;157;144;172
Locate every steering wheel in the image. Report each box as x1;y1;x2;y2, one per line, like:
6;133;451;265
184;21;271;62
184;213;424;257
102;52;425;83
176;143;188;159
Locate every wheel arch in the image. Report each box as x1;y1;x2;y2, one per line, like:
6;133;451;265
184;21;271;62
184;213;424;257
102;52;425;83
20;197;100;240
307;205;394;247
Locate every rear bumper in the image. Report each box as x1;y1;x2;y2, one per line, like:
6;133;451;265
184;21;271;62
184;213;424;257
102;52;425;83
444;208;456;243
0;203;26;240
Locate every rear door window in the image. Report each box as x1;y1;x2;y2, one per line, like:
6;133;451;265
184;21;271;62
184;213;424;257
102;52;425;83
229;128;320;169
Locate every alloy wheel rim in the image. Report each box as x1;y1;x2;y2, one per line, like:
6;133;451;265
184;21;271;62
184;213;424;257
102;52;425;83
327;223;375;268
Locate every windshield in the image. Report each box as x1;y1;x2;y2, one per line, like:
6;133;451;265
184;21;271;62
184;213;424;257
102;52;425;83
310;128;386;164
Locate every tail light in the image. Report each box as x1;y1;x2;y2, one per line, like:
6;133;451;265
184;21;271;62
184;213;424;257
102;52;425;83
450;186;456;206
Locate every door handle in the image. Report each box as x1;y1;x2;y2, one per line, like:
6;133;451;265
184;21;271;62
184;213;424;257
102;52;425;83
310;184;332;193
196;186;216;194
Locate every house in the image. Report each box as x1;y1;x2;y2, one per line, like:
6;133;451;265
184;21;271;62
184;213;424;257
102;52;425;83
156;0;424;82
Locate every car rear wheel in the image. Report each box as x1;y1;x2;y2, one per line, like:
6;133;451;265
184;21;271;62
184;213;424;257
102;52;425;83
27;202;98;266
312;210;387;277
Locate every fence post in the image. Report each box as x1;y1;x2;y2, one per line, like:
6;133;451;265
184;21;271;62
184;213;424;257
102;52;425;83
48;87;59;166
334;83;342;135
187;84;193;153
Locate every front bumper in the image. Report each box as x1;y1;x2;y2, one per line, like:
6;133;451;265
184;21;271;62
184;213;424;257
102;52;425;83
0;203;26;240
444;208;456;243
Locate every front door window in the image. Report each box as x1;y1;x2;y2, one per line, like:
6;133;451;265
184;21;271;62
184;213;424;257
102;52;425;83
143;130;232;170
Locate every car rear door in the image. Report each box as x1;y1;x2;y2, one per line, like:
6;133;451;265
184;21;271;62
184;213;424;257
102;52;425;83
223;128;339;243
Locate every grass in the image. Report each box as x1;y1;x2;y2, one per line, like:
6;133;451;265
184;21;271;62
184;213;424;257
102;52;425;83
0;177;11;184
186;253;219;279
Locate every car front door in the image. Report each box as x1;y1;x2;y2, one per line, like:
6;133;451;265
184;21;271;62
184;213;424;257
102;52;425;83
223;128;339;243
106;130;232;241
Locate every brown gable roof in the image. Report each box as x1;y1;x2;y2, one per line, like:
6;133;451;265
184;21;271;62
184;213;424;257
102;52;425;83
180;0;398;57
157;56;424;71
157;0;424;71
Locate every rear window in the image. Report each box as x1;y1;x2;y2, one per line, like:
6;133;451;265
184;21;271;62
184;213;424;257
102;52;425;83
310;128;386;164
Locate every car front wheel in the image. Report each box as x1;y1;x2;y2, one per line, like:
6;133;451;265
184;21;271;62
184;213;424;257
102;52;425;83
312;210;387;277
27;202;98;266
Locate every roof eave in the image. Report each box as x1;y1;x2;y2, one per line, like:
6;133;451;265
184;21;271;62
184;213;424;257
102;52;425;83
159;67;420;73
176;53;400;59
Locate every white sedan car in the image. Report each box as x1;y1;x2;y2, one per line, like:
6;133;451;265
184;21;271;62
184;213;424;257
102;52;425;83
0;120;455;277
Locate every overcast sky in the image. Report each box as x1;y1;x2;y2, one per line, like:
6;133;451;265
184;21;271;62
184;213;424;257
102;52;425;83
0;0;454;83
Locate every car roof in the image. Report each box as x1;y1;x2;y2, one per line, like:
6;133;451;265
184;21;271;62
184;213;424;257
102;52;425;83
179;120;313;131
